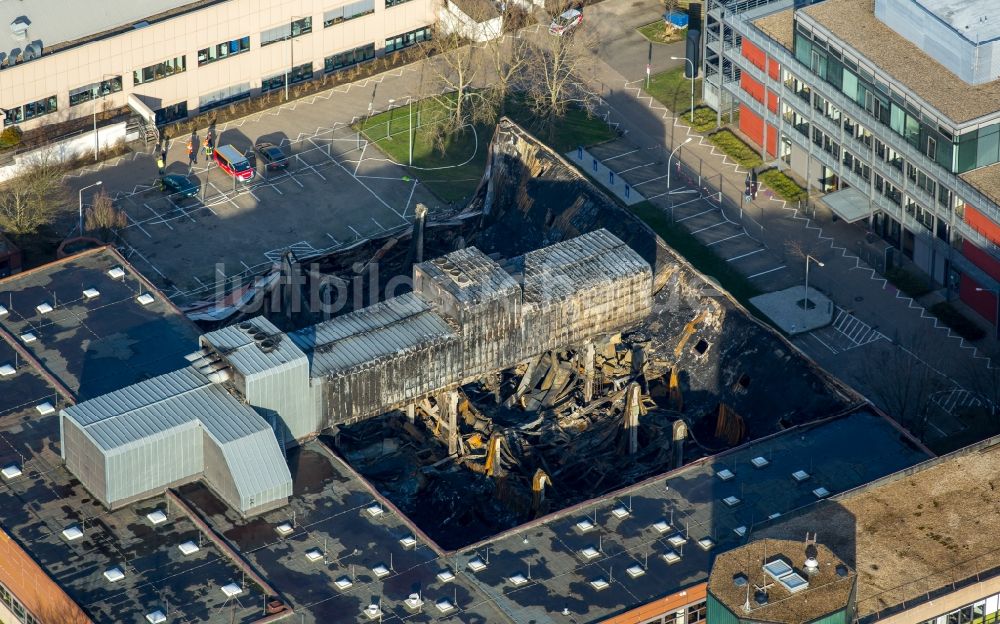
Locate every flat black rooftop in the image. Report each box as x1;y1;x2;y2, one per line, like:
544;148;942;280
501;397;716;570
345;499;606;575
177;411;928;623
0;399;265;623
0;247;200;400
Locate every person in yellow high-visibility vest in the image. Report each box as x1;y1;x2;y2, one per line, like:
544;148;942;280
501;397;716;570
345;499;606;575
204;136;213;159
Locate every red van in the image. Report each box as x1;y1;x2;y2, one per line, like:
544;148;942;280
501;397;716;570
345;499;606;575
213;144;255;181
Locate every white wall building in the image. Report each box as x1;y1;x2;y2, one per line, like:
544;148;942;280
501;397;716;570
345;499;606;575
0;0;436;131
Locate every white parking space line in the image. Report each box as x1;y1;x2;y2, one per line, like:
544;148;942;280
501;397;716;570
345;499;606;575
355;143;368;176
326;233;340;244
307;137;401;220
690;221;726;235
371;216;384;230
348;225;362;238
142;203;171;230
809;333;839;355
603;148;639;161
126;213;153;238
403;180;418;218
633;172;668;187
706;232;746;246
677;208;716;223
618;161;657;174
726;248;765;262
747;265;787;279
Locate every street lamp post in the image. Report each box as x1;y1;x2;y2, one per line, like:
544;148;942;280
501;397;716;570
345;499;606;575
93;75;116;162
671;56;696;123
285;20;302;102
804;254;825;315
408;97;414;166
975;287;1000;339
79;181;103;236
667;137;693;222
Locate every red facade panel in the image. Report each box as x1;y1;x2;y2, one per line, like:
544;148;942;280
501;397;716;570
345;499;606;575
741;38;766;71
768;57;780;80
766;122;777;157
767;89;779;113
740;104;764;146
741;73;765;103
963;239;1000;283
965;204;1000;247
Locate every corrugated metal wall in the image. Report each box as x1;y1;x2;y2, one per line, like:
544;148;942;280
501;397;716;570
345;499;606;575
244;357;317;443
104;423;203;506
61;415;108;505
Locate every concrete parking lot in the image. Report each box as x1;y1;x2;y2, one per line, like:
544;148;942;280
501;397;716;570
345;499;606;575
107;122;438;302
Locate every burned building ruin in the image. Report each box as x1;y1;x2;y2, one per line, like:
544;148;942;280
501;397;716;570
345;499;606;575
60;230;653;516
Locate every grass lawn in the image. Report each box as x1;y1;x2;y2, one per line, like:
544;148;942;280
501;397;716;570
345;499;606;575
355;93;615;204
708;129;764;168
630;200;762;307
637;21;687;44
355;96;487;204
677;106;719;133
644;67;702;115
757;168;807;202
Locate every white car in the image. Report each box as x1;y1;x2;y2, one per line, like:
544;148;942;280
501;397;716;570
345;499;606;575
549;8;583;35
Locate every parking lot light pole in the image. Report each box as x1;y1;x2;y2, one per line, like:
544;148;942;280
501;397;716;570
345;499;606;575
408;97;414;166
670;56;696;123
388;98;396;139
667;137;692;222
804;254;824;313
79;181;103;235
975;287;1000;339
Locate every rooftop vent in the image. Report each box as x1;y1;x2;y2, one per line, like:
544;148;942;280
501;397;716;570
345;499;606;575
36;402;54;415
626;564;646;578
20;332;36;343
1;464;21;480
36;302;52;315
363;604;382;620
107;266;126;280
82;288;100;300
22;41;40;61
61;525;83;541
103;567;125;583
804;556;819;573
436;569;455;583
733;573;748;587
754;589;769;605
835;564;849;577
0;363;15;376
238;321;254;332
0;305;6;316
467;556;487;572
334;576;353;590
9;19;28;40
220;583;243;598
136;293;155;306
435;598;455;613
145;611;166;624
178;541;199;555
146;509;167;525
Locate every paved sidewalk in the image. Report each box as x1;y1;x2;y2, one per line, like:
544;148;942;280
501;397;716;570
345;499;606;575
579;28;993;441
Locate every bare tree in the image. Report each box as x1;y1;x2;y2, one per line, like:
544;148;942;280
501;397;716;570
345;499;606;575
0;153;68;235
523;26;599;137
427;27;484;139
85;190;127;241
479;18;531;122
858;335;948;442
663;0;680;16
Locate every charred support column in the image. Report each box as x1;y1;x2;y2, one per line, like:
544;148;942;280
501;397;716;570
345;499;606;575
440;390;459;455
625;382;641;455
406;404;415;424
414;203;428;264
672;419;688;469
583;342;596;404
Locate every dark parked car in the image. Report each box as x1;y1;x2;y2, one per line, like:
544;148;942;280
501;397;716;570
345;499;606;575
159;173;198;197
255;142;289;170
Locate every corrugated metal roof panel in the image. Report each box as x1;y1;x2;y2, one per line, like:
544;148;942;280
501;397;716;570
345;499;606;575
290;293;457;378
415;246;519;306
216;429;293;510
523;230;648;303
203;316;307;379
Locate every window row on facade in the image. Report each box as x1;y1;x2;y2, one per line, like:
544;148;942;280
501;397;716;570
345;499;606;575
0;581;39;624
793;20;1000;175
919;591;1000;624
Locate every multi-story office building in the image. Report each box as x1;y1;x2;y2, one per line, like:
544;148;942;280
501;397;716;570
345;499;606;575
0;0;434;130
704;0;1000;328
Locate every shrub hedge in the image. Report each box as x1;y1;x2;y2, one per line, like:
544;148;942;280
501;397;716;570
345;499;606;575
707;129;763;168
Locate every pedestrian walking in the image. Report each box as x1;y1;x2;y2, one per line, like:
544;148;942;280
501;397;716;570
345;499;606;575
186;138;195;165
203;136;213;159
156;154;165;175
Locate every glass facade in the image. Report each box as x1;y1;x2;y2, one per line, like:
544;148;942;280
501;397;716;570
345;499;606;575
198;36;251;66
386;0;417;7
918;591;1000;624
261;16;312;46
324;0;375;26
325;43;376;73
7;95;58;123
385;26;431;53
69;76;123;107
133;56;186;86
199;83;251;112
261;63;314;93
792;25;980;174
